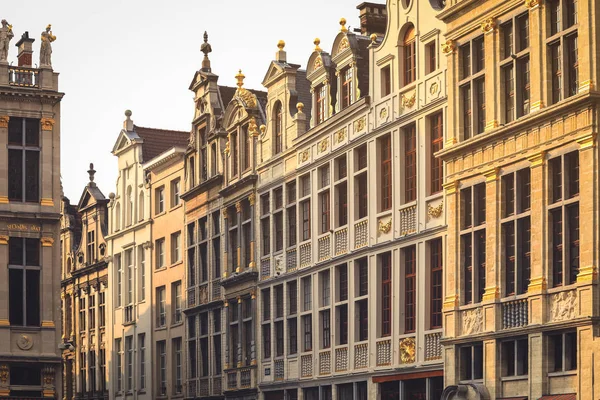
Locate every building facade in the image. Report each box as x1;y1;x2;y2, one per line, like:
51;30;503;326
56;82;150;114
255;1;447;399
438;0;600;399
106;111;188;400
60;165;109;400
0;28;63;398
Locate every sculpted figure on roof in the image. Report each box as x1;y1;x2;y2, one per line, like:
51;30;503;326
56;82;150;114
0;19;14;63
40;24;56;67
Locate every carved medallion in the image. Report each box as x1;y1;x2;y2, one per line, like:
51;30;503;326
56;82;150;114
40;118;55;131
17;334;34;350
462;308;483;335
399;337;416;364
336;128;346;143
319;138;329;153
314;56;323;69
550;290;577;321
337;37;350;54
379;107;388;122
354;117;366;133
430;82;439;96
481;18;497;34
402;91;416;108
300;149;310;163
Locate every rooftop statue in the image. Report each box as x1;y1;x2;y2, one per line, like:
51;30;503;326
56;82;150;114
0;19;14;64
40;24;56;68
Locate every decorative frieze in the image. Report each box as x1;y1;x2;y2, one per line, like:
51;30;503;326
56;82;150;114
550;290;577;322
462;307;483;335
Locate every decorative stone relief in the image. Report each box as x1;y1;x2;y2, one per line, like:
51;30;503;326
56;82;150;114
525;0;541;8
17;334;33;350
427;201;444;219
299;149;309;163
379;107;389;122
40;118;55;131
0;116;9;128
319;138;329;153
550;290;577;322
402;91;416;108
462;307;483;335
354;117;366;133
481;18;497;34
337;37;350;54
0;364;8;384
441;40;455;55
378;219;392;234
399;337;416;364
335;128;346;144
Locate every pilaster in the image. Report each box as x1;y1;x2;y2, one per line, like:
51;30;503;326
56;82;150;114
528;0;544;112
442;181;459;339
576;134;597;286
223;209;229;278
483;18;499;132
40;118;56;207
577;0;593;93
41;236;55;325
482;168;499;303
249;193;256;270
224;300;230;369
236;201;242;273
237;296;242;368
0;116;8;203
0;236;8;323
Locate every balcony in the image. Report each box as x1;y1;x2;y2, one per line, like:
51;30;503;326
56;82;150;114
399;204;417;236
424;331;443;361
354;218;368;249
299;242;311;268
260;257;270;280
225;367;255;391
334;227;348;256
354;342;368;369
300;353;313;378
502;298;528;329
286;248;297;272
199;377;209;397
334;346;348;372
318;350;331;375
274;359;284;381
376;338;392;366
187;287;197;308
188;376;222;397
318;234;331;262
8;66;39;88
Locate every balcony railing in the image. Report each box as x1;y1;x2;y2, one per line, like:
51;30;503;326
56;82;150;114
425;331;442;361
502;298;528;329
8;66;39;88
301;354;313;377
399;204;417;236
188;379;197;398
299;242;311;268
260;257;270;280
334;227;348;256
199;378;209;397
240;368;251;388
376;338;392;366
274;359;284;381
354;342;368;369
335;346;348;372
124;305;134;323
212;376;222;396
187;287;197;308
211;279;222;301
354;219;368;249
318;235;331;261
286;248;298;272
227;371;237;389
319;350;331;375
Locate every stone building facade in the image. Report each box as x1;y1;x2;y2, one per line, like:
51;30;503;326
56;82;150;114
0;28;63;398
437;0;600;399
60;165;109;400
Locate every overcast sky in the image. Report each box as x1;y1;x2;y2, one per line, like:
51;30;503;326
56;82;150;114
3;0;364;201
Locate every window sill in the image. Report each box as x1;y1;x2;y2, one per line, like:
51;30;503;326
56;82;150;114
155;211;167;218
548;370;577;378
170;203;183;212
155;326;167;331
170;260;183;268
501;375;529;382
154;266;167;273
171;321;184;328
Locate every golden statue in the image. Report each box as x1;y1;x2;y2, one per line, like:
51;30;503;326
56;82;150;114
40;24;56;67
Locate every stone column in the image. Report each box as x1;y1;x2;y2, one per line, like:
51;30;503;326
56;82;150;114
237;296;242;368
235;201;242;273
223;209;229;278
250;290;256;365
578;327;595;400
0;236;9;325
482;167;500;332
483;19;499;132
576;0;594;93
442;181;459;338
224;300;230;369
527;152;547;324
527;1;544;113
576;134;597;289
40;118;55;207
483;339;498;400
61;292;67;339
528;333;546;400
442;41;457;144
42;364;56;398
41;236;55;326
248;194;256;271
0;116;8;203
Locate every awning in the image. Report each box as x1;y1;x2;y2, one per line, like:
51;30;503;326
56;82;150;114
539;394;577;400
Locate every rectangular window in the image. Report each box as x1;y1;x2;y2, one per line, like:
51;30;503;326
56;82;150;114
138;246;146;302
288;317;298;354
287;281;298;315
357;257;368;296
320;190;330;234
550;331;577;372
80;351;87;394
156;238;165;269
338;304;348;345
358;299;368;341
404;124;417;203
88;294;96;330
262;288;271;321
321;270;330;307
380;135;392;211
501;14;531;122
8;237;40;327
404;246;416;333
79;297;86;332
275;285;284;318
381;65;391;97
231;132;238;176
460;37;486;140
173;338;183;394
139;333;146;390
426;40;437;74
275;320;284;356
7;118;40;202
155;186;165;214
336;182;348;227
115;338;122;392
261;217;270;256
356;173;368;219
321;310;331;349
125;336;133;391
156;286;166;327
430;112;444;194
263;324;271;359
341;66;354;109
460;343;484;381
548;0;579;104
316;84;327;124
171;231;181;264
288;206;297;246
99;292;106;327
501;338;529;377
430;238;443;329
338;264;348;302
461;184;487;304
301;200;311;241
275;212;283;251
303;277;312;311
303;315;312;351
172;281;182;323
86;230;95;264
157;340;167;396
381;252;392;337
115;254;122;307
171;179;180;208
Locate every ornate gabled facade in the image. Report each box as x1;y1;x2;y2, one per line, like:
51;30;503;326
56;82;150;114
255;0;447;398
60;165;110;400
437;0;600;399
0;26;63;399
106;111;188;400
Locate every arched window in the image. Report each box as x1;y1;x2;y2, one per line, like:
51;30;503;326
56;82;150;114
403;25;416;86
126;186;133;226
138;191;145;221
274;102;283;155
115;202;121;232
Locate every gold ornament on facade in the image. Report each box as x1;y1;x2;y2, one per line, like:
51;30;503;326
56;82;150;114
378;219;392;234
277;40;285;50
297;102;305;113
430;82;439;95
41;118;55;131
399;337;416;364
248;192;256;206
250;290;256;300
427;202;444;218
235;201;242;213
402;92;416;108
336;128;346;143
340;18;348;33
481;18;497;34
441;40;455;55
313;56;323;70
319;138;329;153
338;37;350;54
41;237;54;247
222;208;229;220
370;33;378;43
0;116;9;128
314;38;322;52
354;117;366;132
224;139;230;156
300;149;310;163
0;236;8;245
248;117;259;137
525;0;541;8
0;365;8;384
379;107;388;121
259;125;266;138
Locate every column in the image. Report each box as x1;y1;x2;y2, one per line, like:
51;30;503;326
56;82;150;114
237;296;242;368
483;19;499;132
250;290;256;365
0;236;9;325
442;181;459;337
482;168;499;304
577;0;594;93
223;209;229;278
528;1;544;112
235;201;242;273
248;194;256;271
41;236;55;326
0;364;8;397
483;339;498;400
442;41;457;144
528;333;546;400
527;152;546;327
0;116;8;203
224;300;230;369
578;327;595;400
40;118;55;207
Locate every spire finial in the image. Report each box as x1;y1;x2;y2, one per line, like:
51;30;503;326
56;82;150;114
340;18;348;33
88;163;96;183
124;110;134;131
201;31;212;72
235;69;245;89
277;40;285;50
314;38;321;52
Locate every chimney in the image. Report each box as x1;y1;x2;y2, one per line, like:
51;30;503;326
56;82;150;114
15;32;35;67
356;2;387;37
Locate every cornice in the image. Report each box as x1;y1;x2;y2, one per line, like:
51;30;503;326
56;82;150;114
180;174;223;201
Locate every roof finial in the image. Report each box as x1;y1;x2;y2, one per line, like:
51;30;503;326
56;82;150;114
314;38;321;52
88;163;96;185
235;69;245;89
277;40;285;50
124;109;133;131
276;40;287;63
201;31;212;72
340;18;348;33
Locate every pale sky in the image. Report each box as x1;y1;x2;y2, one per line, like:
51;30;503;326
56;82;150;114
3;0;365;201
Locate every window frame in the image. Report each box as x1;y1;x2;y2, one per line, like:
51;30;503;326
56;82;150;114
459;36;486;140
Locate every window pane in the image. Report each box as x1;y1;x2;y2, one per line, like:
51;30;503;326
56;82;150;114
26;238;40;266
8;117;23;145
8;149;23;201
9;237;24;265
25;150;40;202
9;269;24;326
25;118;40;146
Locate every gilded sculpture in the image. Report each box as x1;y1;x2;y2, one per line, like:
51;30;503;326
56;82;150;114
399;337;416;364
40;24;56;67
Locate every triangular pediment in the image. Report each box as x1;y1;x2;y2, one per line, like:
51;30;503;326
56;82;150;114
112;130;133;154
262;62;285;87
78;190;95;211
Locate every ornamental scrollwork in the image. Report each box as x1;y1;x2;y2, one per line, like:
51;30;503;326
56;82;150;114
378;219;392;234
428;202;444;218
399;337;416;364
481;18;497;34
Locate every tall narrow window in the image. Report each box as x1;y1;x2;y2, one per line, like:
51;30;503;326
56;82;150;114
7;118;40;202
426;40;437;74
501;338;529;377
549;151;579;287
501;14;530;123
460;343;484;381
155;238;165;269
157;340;167;396
381;65;391;97
404;246;416;333
319;189;330;234
243;127;251;171
155;186;165;214
550;331;577;372
460;37;485;140
301;200;311;241
548;0;579;104
115;338;122;393
171;231;181;264
173;281;182;323
380;252;392;337
403;25;416;85
380;135;392;211
200;127;208;181
86;230;95;264
231;131;238;176
341;66;354;109
8;237;40;326
171;178;181;208
156;286;166;327
274;102;283;154
321;310;331;349
404;124;417;203
125;336;133;391
173;338;183;394
430;238;443;329
315;84;327;124
138;333;146;390
461;184;487;304
430;112;444;194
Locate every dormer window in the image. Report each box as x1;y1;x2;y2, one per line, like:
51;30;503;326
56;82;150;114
341;67;354;109
231;131;238;177
315;84;327;124
403;25;416;86
274;102;283;155
242;126;251;171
